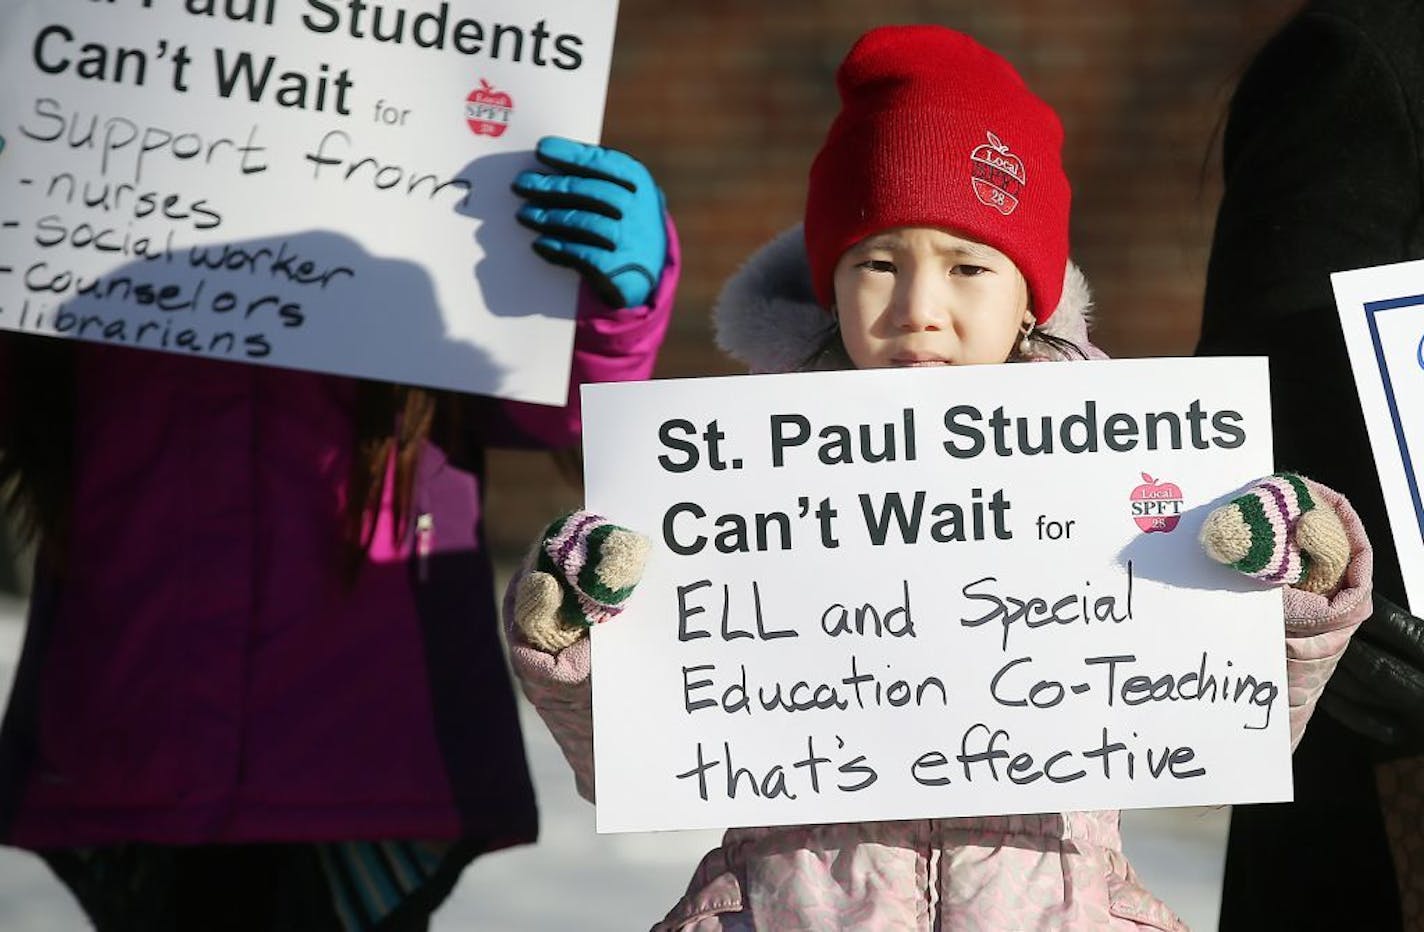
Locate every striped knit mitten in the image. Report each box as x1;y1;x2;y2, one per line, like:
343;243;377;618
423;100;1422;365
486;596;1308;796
1200;473;1350;595
514;511;650;654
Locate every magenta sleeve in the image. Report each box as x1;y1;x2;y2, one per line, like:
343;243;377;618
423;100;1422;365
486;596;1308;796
484;213;680;449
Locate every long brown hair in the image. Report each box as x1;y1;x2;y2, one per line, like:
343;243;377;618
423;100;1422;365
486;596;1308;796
0;336;448;583
341;380;452;580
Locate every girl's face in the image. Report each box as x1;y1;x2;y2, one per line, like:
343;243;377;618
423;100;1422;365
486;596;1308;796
832;227;1032;369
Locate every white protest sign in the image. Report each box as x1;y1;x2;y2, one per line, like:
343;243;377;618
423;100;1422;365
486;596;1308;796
1334;259;1424;609
0;0;619;404
582;357;1287;834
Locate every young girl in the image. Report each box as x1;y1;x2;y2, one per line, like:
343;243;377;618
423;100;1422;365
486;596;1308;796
0;135;676;930
504;26;1375;930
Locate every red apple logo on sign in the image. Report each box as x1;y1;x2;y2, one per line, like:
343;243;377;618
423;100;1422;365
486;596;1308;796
466;79;513;138
969;132;1026;216
1129;473;1183;533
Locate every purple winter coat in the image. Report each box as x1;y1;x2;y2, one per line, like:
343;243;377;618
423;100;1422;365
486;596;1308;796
0;221;678;852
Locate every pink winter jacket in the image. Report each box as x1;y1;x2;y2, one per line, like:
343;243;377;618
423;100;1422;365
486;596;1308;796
0;221;678;851
505;229;1374;931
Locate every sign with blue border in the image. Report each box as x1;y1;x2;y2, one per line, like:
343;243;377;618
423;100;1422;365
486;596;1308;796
1334;262;1424;609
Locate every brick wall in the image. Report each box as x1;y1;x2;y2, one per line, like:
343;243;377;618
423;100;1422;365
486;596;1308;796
484;1;1304;557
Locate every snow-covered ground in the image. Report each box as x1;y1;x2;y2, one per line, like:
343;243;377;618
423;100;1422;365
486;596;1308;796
0;596;1228;930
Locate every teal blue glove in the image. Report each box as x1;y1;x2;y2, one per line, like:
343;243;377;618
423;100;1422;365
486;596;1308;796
512;136;667;309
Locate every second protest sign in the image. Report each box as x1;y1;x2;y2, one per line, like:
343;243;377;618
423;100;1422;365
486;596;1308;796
0;0;620;404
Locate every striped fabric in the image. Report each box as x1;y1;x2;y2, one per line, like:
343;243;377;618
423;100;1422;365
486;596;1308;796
318;839;453;931
1223;472;1316;585
42;840;460;929
537;511;640;628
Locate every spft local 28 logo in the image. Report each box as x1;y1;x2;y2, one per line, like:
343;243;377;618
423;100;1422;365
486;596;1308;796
969;131;1025;216
466;79;513;137
1129;473;1183;533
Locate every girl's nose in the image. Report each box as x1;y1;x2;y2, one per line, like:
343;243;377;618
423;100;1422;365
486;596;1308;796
896;271;948;331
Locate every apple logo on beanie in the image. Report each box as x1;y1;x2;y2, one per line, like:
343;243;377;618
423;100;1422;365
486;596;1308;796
970;132;1026;216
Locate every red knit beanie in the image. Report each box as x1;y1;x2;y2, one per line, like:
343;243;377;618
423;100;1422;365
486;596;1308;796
805;25;1071;323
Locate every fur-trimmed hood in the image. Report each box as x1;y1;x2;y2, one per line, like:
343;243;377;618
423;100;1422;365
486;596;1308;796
712;225;1100;373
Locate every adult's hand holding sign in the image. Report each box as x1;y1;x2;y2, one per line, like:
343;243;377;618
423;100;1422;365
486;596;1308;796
0;0;621;404
577;358;1304;834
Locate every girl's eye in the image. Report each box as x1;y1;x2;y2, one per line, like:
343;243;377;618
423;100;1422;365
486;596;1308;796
857;259;896;273
953;264;989;277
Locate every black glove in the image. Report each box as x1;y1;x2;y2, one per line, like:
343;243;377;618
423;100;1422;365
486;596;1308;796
1320;593;1424;754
